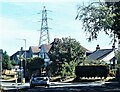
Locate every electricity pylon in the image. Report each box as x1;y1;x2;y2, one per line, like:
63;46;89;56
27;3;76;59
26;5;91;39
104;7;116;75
39;6;50;46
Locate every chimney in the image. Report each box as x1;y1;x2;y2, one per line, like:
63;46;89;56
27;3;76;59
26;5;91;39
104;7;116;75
112;44;115;50
20;47;23;55
96;44;100;50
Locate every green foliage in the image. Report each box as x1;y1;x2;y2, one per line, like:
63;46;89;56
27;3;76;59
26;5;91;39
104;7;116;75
60;60;78;78
7;60;13;70
109;69;115;77
90;60;107;66
105;1;120;36
49;62;59;76
49;37;85;77
2;51;15;70
11;60;16;66
3;51;9;69
116;51;120;64
76;1;120;42
78;58;108;66
27;57;44;71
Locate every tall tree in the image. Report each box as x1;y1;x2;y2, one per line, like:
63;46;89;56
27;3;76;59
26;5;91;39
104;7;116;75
76;1;120;51
49;37;86;76
116;51;120;64
2;51;14;70
27;57;44;72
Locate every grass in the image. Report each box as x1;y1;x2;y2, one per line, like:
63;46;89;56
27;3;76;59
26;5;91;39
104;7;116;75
105;77;115;81
50;75;75;82
50;76;61;82
3;75;14;80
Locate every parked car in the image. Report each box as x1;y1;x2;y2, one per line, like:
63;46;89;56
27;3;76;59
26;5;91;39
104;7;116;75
30;76;50;88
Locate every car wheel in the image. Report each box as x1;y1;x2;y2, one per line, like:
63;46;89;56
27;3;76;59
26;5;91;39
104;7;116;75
47;85;49;88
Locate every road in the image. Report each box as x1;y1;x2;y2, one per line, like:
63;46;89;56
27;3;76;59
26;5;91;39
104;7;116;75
50;81;104;87
2;81;120;92
1;81;103;90
26;81;106;92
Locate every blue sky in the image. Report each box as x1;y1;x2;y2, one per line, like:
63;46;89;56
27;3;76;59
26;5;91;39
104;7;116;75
0;0;116;55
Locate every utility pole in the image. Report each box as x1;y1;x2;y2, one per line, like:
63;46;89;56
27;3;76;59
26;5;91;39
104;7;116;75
39;6;51;46
113;33;117;77
0;49;3;90
16;38;26;83
23;39;26;81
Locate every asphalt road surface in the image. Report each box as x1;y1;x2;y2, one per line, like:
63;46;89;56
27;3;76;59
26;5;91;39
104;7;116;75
2;81;120;92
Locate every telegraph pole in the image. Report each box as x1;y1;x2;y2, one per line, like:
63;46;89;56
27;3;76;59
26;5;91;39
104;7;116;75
39;6;51;46
23;39;26;81
16;38;26;83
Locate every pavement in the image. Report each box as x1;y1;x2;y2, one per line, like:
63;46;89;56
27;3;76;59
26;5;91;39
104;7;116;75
1;79;30;91
1;77;120;91
0;79;102;91
0;77;74;91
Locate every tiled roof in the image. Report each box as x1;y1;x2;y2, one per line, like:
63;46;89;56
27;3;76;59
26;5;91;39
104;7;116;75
87;49;114;61
40;44;52;53
30;46;40;53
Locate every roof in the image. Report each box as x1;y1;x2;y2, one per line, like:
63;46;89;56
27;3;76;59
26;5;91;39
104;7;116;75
10;50;27;57
30;46;40;53
10;50;29;59
87;49;114;61
40;44;52;53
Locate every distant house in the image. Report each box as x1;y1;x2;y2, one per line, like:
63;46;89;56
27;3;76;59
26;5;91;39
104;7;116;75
28;46;40;58
10;38;88;64
39;44;52;59
10;47;29;64
86;46;117;69
10;44;52;64
10;51;21;64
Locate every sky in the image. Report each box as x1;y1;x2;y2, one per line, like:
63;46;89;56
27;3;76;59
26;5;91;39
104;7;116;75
0;0;117;55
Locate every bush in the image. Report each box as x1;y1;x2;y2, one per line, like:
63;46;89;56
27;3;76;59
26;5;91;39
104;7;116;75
75;65;109;78
109;69;115;77
60;61;77;79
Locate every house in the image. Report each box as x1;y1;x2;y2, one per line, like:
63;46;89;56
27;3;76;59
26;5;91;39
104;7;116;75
10;38;88;64
86;45;117;69
10;47;29;64
28;46;40;58
10;44;52;64
39;44;52;67
10;51;21;64
39;44;52;58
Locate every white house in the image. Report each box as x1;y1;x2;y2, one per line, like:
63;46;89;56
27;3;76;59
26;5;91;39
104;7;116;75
87;48;117;69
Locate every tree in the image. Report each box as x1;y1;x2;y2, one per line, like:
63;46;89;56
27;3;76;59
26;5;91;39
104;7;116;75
27;57;44;75
2;51;15;70
116;51;120;64
60;60;78;78
2;51;9;69
105;1;120;50
11;60;16;66
76;1;120;51
49;37;86;76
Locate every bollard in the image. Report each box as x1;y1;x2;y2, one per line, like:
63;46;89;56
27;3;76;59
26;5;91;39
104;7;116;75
22;78;25;83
